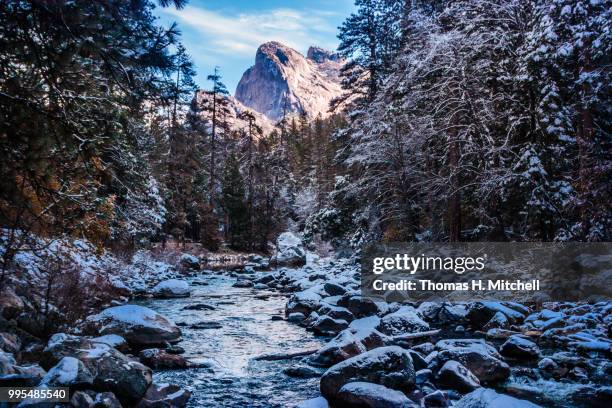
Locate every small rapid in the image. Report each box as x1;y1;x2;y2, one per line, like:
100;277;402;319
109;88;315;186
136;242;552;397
137;272;325;407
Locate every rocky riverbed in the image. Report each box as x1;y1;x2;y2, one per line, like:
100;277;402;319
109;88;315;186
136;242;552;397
1;233;610;407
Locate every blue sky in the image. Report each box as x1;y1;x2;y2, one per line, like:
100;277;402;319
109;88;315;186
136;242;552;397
153;0;355;94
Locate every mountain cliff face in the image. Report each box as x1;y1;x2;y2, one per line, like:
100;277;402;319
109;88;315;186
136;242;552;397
234;42;343;121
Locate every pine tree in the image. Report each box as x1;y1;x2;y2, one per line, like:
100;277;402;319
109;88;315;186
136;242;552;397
221;154;249;250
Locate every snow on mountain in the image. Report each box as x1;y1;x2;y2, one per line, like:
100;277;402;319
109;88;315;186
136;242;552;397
235;41;344;121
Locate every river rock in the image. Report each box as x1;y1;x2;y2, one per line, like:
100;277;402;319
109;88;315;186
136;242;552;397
435;339;510;384
336;381;417;408
83;305;181;347
179;253;200;270
318;304;354;322
0;332;21;354
182;303;215;311
309;326;389;367
417;302;467;325
0;350;16;375
286;290;322;316
136;383;191;408
233;279;253;288
324;282;347;296
93;391;122;408
270;232;306;267
40;356;93;387
339;296;385;318
454;388;542;408
423;390;449;407
466;301;525;329
320;346;415;401
309;316;349;336
436;360;481;392
283;364;322;378
377;306;429;335
500;335;540;360
91;334;129;353
139;348;192;369
70;390;95;408
41;333;152;402
152;279;191;298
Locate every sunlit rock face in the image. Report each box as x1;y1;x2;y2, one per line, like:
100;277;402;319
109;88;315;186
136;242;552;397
235;41;344;121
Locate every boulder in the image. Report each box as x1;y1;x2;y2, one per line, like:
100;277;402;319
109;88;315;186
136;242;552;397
340;296;385;318
466;302;525;329
423;390;449;407
0;288;24;320
139;348;192;369
436;360;480;392
0;350;16;375
41;333;152;402
0;332;21;354
283;364;322;378
91;334;129;353
83;305;181;347
271;232;306;267
435;339;510;384
288;312;306;322
233;279;254;288
286;290;322;316
320;346;415;401
324;282;347;296
40;356;93;387
179;253;200;270
182;303;215;311
310;326;389;367
70;391;95;408
500;335;540;360
417;302;467;326
151;279;191;298
377;306;429;336
336;381;417;408
136;383;191;408
454;388;542;408
93;391;122;408
309;316;349;336
318;304;354;322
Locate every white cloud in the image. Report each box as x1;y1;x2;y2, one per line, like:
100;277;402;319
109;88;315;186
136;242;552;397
160;5;339;56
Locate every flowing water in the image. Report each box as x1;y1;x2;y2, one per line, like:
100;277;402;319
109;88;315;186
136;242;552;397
138;272;325;407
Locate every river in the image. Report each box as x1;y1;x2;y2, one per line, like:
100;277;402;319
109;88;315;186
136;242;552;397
138;272;325;407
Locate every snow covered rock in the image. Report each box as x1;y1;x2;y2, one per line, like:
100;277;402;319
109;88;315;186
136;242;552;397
91;334;128;352
138;348;192;369
286;289;322;316
0;332;20;354
0;350;16;375
320;346;415;401
83;305;181;347
179;253;200;270
271;232;306;267
339;296;386;318
233;279;254;288
309;324;389;367
41;333;152;402
377;306;429;335
466;302;526;329
324;282;347;296
435;339;510;384
336;381;417;408
235;42;344;121
152;279;191;298
500;335;540;360
318;303;354;322
436;360;481;392
454;388;542;408
41;356;93;387
309;315;349;336
417;302;467;325
136;383;191;408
